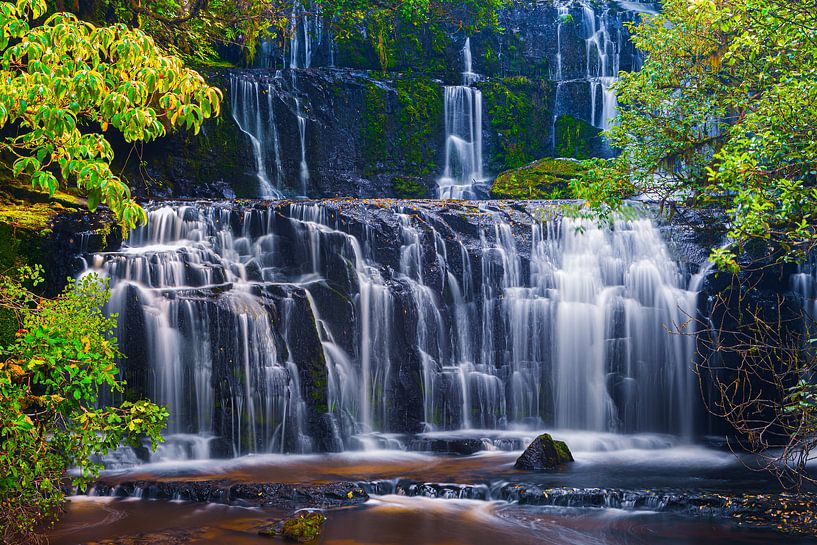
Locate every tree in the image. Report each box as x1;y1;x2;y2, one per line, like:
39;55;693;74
572;0;817;272
696;285;817;489
571;0;817;487
0;0;222;229
0;267;168;543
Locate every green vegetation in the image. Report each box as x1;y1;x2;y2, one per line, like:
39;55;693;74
363;75;442;185
259;511;327;543
0;0;222;229
395;77;443;176
325;0;506;72
479;77;554;172
554;115;598;160
491;158;584;199
0;267;167;543
392;176;429;198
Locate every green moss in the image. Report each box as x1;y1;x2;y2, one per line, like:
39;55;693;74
554;439;574;463
0;307;18;347
491;158;585;200
362;75;443;183
394;76;442;176
392;177;429;198
554;115;599;159
482;33;549;79
363;81;390;177
0;182;87;276
479;77;555;173
259;512;327;543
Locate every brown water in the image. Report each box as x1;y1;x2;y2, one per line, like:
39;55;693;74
50;494;814;545
49;437;817;545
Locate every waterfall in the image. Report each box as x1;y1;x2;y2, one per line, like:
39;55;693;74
582;3;619;130
229;76;284;198
553;3;570;80
437;38;486;199
83;201;703;457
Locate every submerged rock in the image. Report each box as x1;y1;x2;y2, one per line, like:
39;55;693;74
259;511;327;543
514;433;574;470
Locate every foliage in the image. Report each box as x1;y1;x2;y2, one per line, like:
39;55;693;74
572;0;817;272
0;0;222;229
323;0;505;71
0;267;168;543
80;0;506;70
68;0;282;64
363;75;442;179
394;76;442;175
491;158;584;200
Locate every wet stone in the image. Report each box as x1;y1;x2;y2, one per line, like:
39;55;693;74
514;433;574;470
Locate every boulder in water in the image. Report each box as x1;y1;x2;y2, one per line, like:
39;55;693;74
259;511;327;543
514;434;574;470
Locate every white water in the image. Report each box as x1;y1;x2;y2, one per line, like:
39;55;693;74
229;77;284;198
83;202;703;457
438;38;486;199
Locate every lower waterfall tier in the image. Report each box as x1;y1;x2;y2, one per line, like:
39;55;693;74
82;199;706;457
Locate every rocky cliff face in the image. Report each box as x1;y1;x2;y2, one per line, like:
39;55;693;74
132;0;657;199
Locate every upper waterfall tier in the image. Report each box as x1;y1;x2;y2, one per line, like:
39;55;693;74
82;200;704;458
178;1;649;200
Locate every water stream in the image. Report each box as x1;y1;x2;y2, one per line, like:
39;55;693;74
437;39;486;199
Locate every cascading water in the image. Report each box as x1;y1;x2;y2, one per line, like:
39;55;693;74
229;76;284;198
289;4;311;196
83;201;702;458
582;4;619;130
437;38;486;199
550;0;646;149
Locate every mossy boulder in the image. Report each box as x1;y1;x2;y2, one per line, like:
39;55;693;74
514;433;574;470
490;158;584;200
259;511;327;543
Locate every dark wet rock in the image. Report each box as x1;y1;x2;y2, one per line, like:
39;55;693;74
514;433;574;470
82;480;368;509
407;437;486;455
258;511;327;543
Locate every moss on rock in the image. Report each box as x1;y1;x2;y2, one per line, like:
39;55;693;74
392;176;430;198
479;76;555;173
362;74;443;191
259;511;327;543
514;433;574;470
554;114;599;160
490;158;584;199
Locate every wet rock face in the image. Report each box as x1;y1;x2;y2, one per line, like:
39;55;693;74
133;1;653;199
514;433;574;470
